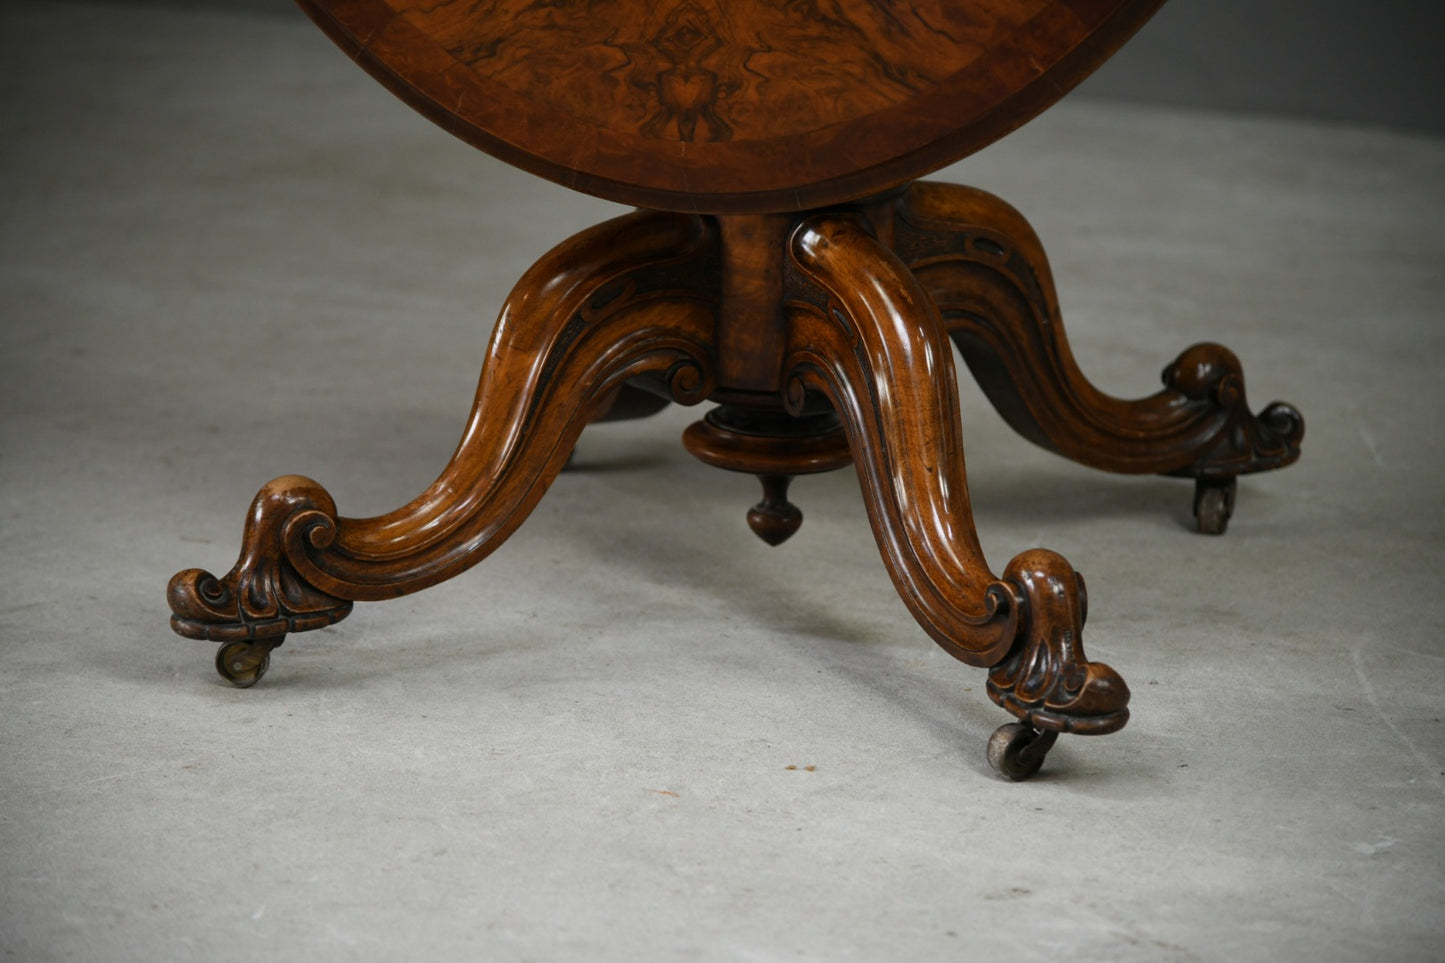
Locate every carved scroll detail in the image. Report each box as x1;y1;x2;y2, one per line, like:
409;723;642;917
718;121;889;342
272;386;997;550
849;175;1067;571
168;476;351;642
1160;342;1305;478
986;550;1129;735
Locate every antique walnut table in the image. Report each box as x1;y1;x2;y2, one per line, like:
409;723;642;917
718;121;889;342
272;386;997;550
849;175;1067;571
168;0;1304;779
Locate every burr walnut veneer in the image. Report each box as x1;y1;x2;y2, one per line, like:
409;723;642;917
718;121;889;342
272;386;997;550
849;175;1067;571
168;0;1303;779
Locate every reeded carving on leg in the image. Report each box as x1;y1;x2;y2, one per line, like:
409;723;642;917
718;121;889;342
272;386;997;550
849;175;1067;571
893;181;1303;479
785;214;1018;667
784;214;1127;737
168;475;351;642
986;550;1129;735
170;209;719;647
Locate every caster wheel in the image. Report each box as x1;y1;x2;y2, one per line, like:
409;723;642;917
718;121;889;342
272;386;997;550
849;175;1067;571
215;640;274;688
1193;477;1236;535
987;723;1058;781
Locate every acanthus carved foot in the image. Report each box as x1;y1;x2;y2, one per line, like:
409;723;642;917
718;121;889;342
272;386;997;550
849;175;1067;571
1161;342;1305;479
986;550;1129;735
167;475;352;643
1161;343;1303;533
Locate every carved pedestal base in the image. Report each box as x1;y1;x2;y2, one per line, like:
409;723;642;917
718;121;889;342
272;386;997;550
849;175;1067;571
169;182;1302;779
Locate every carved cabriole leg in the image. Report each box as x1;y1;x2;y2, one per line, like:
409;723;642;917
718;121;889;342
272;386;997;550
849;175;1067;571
893;182;1304;529
169;210;719;665
784;214;1129;737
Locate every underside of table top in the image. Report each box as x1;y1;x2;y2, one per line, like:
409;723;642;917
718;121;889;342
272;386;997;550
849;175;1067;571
298;0;1164;212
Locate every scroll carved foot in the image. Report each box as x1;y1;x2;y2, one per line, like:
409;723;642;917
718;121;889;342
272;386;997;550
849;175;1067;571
892;181;1304;505
986;549;1129;736
1161;342;1305;478
167;475;352;644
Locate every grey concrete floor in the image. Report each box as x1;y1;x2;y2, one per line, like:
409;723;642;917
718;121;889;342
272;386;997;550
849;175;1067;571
3;2;1443;961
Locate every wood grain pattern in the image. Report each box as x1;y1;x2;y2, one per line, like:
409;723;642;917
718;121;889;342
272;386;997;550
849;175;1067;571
419;0;1037;141
297;0;1165;211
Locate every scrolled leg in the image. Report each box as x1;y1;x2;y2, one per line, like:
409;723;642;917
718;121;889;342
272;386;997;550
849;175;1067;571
892;181;1303;524
169;210;720;681
785;214;1128;774
786;214;1017;666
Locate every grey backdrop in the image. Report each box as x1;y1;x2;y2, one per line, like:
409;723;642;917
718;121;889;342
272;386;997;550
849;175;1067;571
1078;0;1445;135
178;0;1445;135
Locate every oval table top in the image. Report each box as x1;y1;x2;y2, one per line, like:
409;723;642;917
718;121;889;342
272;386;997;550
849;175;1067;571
298;0;1164;213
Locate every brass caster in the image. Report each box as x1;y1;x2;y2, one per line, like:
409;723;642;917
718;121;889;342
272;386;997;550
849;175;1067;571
215;640;277;688
986;723;1059;781
1193;477;1236;535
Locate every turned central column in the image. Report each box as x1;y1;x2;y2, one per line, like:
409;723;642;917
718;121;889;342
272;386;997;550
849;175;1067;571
685;212;853;544
714;214;792;396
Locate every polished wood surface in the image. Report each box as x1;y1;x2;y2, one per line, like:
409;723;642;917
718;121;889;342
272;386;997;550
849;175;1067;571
298;0;1164;212
170;185;1304;776
170;1;1305;778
